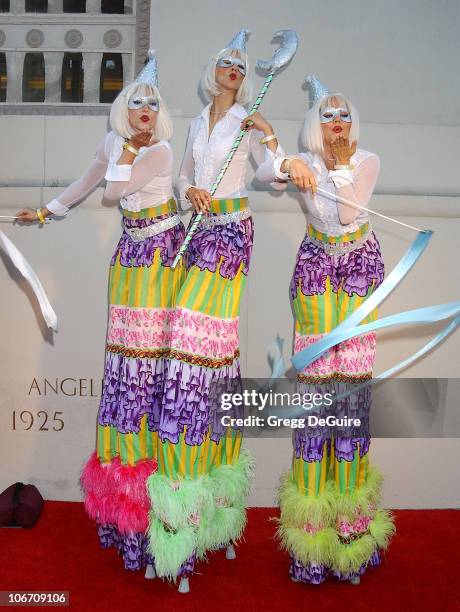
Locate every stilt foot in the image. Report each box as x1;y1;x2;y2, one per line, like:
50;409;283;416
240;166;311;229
226;544;236;560
178;577;190;593
144;564;156;579
350;576;361;585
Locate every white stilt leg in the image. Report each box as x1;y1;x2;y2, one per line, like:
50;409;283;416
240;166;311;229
144;564;156;579
178;577;190;593
349;575;361;585
225;544;236;560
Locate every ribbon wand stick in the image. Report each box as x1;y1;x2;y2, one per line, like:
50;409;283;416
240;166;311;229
172;29;299;269
316;187;426;233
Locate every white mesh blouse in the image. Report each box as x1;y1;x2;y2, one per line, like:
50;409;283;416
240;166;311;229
176;102;283;204
256;148;380;236
46;132;174;216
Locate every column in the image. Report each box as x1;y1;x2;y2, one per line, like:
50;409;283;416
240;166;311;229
44;51;61;102
48;0;63;12
82;51;101;102
6;51;24;103
121;52;132;87
86;0;100;13
13;0;26;14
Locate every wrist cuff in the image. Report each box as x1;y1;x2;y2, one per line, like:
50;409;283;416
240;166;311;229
329;168;353;188
46;199;70;217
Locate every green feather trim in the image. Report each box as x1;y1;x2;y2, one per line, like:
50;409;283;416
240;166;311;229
369;509;395;549
208;449;254;505
146;473;213;530
332;510;395;574
334;466;383;517
147;517;196;579
197;505;246;556
278;472;337;528
277;525;339;566
332;534;376;574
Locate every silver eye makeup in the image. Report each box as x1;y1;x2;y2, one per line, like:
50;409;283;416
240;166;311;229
216;57;246;76
127;96;159;111
320;107;352;123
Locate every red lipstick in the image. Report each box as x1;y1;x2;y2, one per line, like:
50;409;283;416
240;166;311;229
333;125;342;133
140;115;150;122
229;73;237;81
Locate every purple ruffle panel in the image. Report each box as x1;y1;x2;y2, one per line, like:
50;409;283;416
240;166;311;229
293;382;371;460
98;352;164;434
97;524;196;576
159;357;243;446
185;215;254;279
289;559;329;585
291;231;385;300
98;352;244;441
294;434;371;463
290;550;381;585
111;214;186;268
98;523;153;571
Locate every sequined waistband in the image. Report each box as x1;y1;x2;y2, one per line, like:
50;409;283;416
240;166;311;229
307;223;371;255
122;198;177;219
123;214;181;242
200;208;251;229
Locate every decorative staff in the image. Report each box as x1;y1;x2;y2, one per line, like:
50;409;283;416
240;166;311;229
171;29;299;268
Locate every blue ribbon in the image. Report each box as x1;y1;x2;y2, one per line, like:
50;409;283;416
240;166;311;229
269;304;460;420
293;300;460;374
292;230;435;372
263;229;460;419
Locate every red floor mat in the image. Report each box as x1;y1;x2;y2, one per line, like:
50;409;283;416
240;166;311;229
1;503;459;611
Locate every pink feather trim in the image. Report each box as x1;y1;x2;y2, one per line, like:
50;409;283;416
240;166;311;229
80;452;157;534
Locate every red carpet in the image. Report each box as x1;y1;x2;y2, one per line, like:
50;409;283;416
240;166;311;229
1;502;459;611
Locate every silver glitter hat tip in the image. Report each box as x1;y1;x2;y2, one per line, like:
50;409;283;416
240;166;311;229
305;74;330;104
227;28;250;52
135;49;159;88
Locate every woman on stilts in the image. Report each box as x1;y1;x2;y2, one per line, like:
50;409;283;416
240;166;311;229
146;29;282;591
257;74;395;585
17;51;185;575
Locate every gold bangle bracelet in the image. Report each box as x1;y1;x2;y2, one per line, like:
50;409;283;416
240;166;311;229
36;208;45;224
333;164;355;170
259;134;277;145
122;142;139;156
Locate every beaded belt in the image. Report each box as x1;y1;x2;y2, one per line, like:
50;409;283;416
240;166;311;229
199;208;251;229
308;227;371;256
123;214;181;242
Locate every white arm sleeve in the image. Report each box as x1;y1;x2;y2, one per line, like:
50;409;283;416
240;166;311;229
329;154;380;224
250;129;285;190
255;150;313;192
175;125;196;207
103;144;172;200
45;137;108;217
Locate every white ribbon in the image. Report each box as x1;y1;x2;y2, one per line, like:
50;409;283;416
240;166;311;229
0;230;58;331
